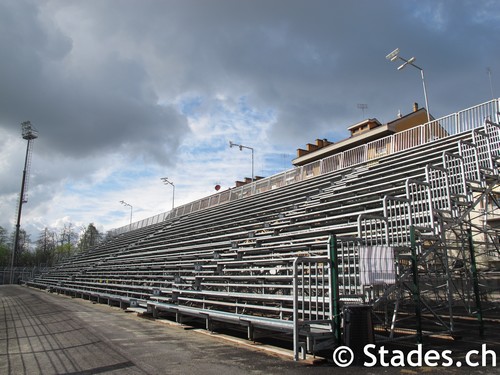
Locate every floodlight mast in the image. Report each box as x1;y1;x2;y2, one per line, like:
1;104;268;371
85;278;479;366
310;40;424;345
161;177;175;210
386;48;431;123
229;141;254;182
119;200;133;225
10;121;38;284
385;48;400;62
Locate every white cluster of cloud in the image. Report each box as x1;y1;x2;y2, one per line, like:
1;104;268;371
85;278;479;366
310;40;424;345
0;0;498;240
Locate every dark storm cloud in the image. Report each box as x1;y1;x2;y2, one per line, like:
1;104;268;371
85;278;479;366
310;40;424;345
1;0;499;235
66;0;498;144
0;0;189;164
2;0;499;160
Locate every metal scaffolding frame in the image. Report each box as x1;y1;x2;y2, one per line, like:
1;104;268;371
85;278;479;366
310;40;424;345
361;114;500;341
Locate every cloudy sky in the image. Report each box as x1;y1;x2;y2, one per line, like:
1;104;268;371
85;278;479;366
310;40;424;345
0;0;499;240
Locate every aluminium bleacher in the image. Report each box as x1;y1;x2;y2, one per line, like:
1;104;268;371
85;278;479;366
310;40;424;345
26;99;500;360
29;126;478;304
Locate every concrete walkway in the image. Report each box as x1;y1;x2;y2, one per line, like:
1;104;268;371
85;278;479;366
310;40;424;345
1;285;498;374
0;285;329;374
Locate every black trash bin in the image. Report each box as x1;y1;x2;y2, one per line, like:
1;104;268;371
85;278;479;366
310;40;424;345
343;304;374;365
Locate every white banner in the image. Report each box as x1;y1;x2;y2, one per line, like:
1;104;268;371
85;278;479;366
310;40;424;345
359;246;395;286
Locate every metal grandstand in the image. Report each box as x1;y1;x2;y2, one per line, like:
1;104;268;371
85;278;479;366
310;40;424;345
25;98;500;360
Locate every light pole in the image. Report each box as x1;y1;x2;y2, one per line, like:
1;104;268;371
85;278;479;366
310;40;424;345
10;121;38;284
386;48;431;123
161;177;175;210
119;200;133;225
229;141;254;182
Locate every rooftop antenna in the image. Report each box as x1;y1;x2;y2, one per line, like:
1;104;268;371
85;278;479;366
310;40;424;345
10;121;38;284
487;67;494;100
357;103;368;118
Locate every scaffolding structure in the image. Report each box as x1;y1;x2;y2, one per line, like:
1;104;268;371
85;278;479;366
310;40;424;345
359;115;500;340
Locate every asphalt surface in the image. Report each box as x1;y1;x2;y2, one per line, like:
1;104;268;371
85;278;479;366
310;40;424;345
1;285;499;374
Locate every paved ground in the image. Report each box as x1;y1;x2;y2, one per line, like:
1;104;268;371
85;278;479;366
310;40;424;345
1;285;499;374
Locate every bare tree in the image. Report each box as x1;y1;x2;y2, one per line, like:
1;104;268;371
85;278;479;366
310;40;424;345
35;228;57;267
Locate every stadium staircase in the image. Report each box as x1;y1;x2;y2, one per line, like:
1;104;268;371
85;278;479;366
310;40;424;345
26;100;500;360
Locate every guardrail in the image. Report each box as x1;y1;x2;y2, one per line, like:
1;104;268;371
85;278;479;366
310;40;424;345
109;98;500;236
293;255;333;360
0;266;44;284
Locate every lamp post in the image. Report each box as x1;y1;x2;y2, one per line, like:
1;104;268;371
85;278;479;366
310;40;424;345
229;141;254;182
119;200;133;225
386;48;431;123
161;177;175;210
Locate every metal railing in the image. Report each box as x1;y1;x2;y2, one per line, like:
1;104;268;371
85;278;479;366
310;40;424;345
293;255;333;360
110;98;500;236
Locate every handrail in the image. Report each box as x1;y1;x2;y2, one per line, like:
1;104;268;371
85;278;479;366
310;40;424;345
109;98;499;236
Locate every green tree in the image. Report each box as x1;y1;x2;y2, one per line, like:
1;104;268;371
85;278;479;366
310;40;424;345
9;228;31;267
0;226;7;244
17;249;35;267
54;223;78;262
77;223;102;253
0;226;11;267
54;243;72;262
34;228;57;267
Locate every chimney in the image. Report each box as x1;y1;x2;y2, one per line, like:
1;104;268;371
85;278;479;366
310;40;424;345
413;102;419;112
297;148;308;157
306;143;319;152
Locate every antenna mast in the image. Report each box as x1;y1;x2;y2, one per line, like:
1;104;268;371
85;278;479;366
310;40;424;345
487;67;494;100
357;103;368;118
10;121;38;284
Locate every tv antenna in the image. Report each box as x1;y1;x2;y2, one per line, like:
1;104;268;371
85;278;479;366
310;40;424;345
487;67;494;99
357;103;368;118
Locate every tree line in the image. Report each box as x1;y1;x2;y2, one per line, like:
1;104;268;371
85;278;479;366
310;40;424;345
0;223;104;268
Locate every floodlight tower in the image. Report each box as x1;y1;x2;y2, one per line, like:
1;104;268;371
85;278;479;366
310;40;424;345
229;141;254;182
119;200;133;225
10;121;38;284
160;177;175;210
386;48;431;123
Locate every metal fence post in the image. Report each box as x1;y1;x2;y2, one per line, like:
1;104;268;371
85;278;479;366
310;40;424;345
410;225;422;343
467;228;484;337
329;234;341;344
293;257;300;360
